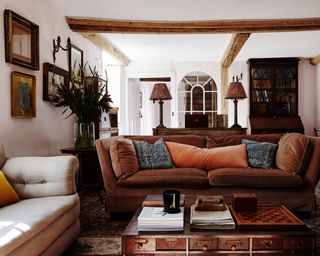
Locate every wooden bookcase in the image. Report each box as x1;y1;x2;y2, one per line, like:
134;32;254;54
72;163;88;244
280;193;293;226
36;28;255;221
248;58;304;134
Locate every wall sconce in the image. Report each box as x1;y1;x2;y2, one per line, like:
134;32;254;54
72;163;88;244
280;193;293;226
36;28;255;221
52;36;70;63
150;83;172;128
225;74;247;128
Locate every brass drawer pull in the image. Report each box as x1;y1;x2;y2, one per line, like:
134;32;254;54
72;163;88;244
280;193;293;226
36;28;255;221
261;240;273;248
165;238;178;247
197;240;211;251
227;240;241;250
134;239;148;249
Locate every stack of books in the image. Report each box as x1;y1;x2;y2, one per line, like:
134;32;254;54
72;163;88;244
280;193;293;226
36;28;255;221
190;196;235;230
138;207;184;231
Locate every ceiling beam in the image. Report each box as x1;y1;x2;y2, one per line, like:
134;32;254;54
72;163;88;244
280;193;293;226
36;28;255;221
310;55;320;65
81;33;130;65
220;33;251;68
67;17;320;33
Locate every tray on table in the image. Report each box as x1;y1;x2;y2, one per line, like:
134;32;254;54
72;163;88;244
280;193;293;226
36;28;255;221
229;205;306;230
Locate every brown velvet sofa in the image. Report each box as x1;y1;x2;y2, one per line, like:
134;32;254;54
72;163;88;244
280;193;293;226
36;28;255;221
96;133;320;215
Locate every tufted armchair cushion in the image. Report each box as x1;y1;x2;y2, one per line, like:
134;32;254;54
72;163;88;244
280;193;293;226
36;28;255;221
2;156;79;199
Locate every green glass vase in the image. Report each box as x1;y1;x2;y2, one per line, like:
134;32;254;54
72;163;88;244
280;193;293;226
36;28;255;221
74;122;95;149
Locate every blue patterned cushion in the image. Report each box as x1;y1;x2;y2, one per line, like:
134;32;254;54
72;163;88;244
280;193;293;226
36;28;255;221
133;138;174;169
242;139;278;169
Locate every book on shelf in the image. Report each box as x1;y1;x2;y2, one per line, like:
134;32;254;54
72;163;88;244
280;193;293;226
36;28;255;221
138;207;184;231
190;204;235;230
142;194;185;207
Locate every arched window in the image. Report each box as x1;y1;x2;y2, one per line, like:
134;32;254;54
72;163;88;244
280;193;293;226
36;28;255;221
178;71;218;128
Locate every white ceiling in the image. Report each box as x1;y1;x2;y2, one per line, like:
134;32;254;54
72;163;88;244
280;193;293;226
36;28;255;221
47;0;320;63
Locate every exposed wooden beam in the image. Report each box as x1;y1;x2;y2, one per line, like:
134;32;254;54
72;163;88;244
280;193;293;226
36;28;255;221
67;17;320;34
140;77;171;82
220;67;229;115
81;33;130;65
221;33;251;68
310;55;320;65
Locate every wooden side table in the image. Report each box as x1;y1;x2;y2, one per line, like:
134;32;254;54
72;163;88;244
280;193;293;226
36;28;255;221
60;147;102;190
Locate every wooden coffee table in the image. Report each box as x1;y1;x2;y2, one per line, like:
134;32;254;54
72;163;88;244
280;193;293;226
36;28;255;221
122;207;316;255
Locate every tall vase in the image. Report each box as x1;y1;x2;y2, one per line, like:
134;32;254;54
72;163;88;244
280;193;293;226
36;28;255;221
74;122;95;149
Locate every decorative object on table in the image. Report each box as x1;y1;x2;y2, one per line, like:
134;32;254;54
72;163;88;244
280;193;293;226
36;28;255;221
68;40;83;83
163;189;181;214
52;65;112;149
315;128;320;137
232;193;257;212
149;83;172;128
225;74;247;128
43;63;69;101
4;9;39;70
11;71;36;117
194;195;227;211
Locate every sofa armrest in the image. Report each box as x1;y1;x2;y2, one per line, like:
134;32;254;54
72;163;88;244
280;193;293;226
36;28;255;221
2;156;79;199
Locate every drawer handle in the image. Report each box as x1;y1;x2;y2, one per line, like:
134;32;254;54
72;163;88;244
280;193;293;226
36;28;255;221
165;238;178;247
197;240;211;251
134;239;148;249
227;240;241;250
291;239;304;249
261;240;273;248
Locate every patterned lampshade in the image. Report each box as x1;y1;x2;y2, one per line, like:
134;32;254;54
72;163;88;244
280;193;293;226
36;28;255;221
150;83;172;102
225;81;247;99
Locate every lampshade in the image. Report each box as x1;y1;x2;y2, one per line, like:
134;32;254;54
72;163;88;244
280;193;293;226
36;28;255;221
225;81;247;99
150;83;172;102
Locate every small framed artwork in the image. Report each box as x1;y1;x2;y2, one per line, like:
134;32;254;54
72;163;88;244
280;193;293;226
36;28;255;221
11;71;36;117
4;9;39;70
43;63;69;101
68;41;83;82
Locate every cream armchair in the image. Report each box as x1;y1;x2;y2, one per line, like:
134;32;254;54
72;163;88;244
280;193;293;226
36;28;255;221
0;144;80;256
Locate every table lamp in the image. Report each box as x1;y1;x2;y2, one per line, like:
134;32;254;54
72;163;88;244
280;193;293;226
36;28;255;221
150;83;172;128
225;75;247;128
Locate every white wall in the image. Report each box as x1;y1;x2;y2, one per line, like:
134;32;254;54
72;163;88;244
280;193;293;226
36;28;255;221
0;0;102;156
316;65;320;128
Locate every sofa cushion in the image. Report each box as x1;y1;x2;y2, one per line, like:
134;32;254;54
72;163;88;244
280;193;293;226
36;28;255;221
133;138;174;169
208;168;303;188
128;135;207;148
109;138;139;179
0;170;19;207
0;194;79;256
0;144;5;168
166;141;248;170
242;139;278;169
117;168;209;188
276;133;313;176
207;134;282;148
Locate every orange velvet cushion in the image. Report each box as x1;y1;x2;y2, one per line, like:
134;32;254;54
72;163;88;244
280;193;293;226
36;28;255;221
276;133;312;175
165;142;248;170
0;171;19;207
109;138;140;179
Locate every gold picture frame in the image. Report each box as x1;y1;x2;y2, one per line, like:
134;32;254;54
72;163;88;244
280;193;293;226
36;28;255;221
68;41;83;82
11;71;36;117
4;9;39;70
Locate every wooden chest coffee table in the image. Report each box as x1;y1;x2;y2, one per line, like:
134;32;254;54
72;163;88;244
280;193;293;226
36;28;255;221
122;207;316;255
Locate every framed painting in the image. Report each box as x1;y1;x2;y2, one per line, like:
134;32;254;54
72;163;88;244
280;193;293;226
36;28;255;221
43;63;69;101
4;9;39;70
68;41;83;82
11;72;36;117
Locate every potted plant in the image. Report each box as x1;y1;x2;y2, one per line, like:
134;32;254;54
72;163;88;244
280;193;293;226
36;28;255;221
52;65;112;149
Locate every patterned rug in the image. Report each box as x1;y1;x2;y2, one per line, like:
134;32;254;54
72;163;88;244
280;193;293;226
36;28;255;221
64;186;320;256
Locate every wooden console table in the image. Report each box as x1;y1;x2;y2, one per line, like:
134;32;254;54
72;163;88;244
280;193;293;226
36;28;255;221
153;127;247;136
122;207;316;255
